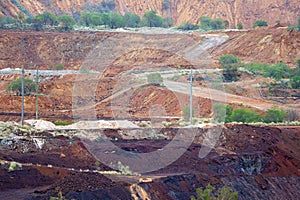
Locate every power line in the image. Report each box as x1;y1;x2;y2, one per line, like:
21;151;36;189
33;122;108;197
21;65;24;126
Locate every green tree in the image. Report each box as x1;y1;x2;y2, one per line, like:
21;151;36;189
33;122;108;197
32;15;43;31
108;12;125;29
37;11;58;26
142;10;165;27
230;108;261;123
220;54;240;82
264;108;285;123
79;12;102;27
124;12;140;28
237;22;243;29
90;13;102;26
6;78;36;96
100;13;110;27
147;72;163;86
57;14;75;31
211;18;225;30
253;20;268;28
200;16;211;30
191;184;238;200
178;21;199;30
200;16;225;30
79;12;92;26
298;18;300;31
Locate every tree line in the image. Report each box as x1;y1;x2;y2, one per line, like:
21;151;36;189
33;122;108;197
0;10;173;31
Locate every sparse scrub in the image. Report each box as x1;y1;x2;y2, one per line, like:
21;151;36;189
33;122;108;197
8;161;22;172
116;161;140;176
191;184;238;200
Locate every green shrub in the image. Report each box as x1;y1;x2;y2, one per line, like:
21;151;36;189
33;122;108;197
6;78;36;96
253;20;268;28
56;64;64;70
263;108;285;123
290;75;300;89
147;73;164;86
237;22;243;29
230;108;261;123
191;184;238;200
53;120;73;126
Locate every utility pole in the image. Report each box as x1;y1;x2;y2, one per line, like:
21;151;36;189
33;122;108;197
35;65;39;120
21;65;25;126
189;69;193;125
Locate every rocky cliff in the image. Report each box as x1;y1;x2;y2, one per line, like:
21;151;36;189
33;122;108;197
1;0;299;28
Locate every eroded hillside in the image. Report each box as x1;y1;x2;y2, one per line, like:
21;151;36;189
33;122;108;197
0;0;299;28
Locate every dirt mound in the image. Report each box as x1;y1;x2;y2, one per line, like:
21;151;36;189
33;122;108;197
211;27;300;65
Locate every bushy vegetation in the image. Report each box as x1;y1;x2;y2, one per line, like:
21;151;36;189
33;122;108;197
191;184;238;200
216;105;294;124
253;20;268;28
263;108;285;123
241;57;300;88
6;78;36;96
219;54;240;82
230;108;261;123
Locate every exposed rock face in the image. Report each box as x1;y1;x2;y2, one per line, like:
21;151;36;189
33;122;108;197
1;0;299;28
